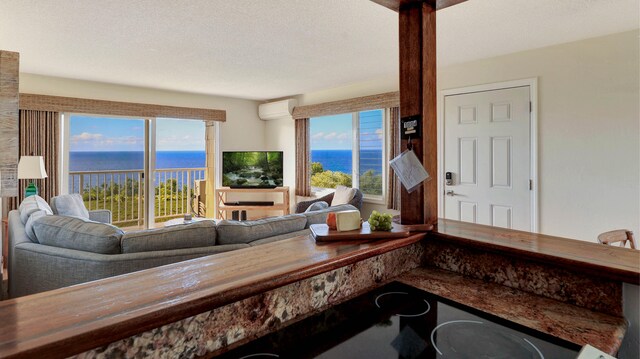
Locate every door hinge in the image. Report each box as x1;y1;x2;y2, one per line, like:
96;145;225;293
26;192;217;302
529;179;533;190
529;101;532;113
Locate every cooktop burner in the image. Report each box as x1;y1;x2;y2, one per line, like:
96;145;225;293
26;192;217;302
375;291;431;317
215;282;580;359
431;320;544;358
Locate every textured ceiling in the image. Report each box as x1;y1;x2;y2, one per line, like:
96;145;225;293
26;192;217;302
0;0;638;100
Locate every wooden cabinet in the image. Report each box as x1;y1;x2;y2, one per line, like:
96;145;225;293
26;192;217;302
215;187;290;220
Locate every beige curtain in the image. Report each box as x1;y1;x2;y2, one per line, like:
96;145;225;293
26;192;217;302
8;110;60;210
295;118;311;197
387;107;401;210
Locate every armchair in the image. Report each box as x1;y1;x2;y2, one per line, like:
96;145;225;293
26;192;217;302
295;188;363;213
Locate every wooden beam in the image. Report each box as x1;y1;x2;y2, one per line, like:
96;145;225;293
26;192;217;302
370;0;467;12
19;93;226;122
398;1;437;225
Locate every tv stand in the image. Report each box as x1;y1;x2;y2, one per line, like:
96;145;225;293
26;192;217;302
215;187;290;220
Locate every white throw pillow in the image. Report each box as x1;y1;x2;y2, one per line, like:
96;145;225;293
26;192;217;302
53;193;90;219
18;195;53;224
331;185;356;206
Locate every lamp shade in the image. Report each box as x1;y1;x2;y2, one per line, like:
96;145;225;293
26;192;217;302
17;156;48;179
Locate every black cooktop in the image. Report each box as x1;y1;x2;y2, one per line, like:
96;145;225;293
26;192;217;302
214;282;581;358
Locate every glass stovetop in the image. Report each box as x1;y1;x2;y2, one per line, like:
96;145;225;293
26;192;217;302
215;282;581;359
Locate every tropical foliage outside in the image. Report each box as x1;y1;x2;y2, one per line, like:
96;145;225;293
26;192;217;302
81;178;194;228
310;162;382;196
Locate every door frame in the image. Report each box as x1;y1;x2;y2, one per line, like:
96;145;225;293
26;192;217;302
437;78;539;232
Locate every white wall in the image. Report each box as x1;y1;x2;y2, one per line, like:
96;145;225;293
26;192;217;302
438;30;639;241
263;117;296;212
274;30;639;242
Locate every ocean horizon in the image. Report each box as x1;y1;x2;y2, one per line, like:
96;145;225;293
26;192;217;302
70;150;382;175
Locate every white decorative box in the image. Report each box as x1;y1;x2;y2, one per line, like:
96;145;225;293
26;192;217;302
335;210;362;232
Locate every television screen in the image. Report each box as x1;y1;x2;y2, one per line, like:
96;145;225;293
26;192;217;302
222;151;284;188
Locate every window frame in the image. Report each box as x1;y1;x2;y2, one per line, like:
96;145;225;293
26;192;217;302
310;108;387;204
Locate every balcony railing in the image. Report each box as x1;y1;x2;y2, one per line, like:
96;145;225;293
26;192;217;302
69;168;206;228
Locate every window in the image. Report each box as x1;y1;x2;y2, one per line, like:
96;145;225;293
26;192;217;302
310;109;385;201
63;114;209;228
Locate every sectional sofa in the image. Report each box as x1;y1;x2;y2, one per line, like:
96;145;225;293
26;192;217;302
8;195;357;298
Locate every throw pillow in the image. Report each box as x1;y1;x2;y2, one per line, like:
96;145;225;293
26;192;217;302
331;185;356;206
305;201;329;213
25;210;49;242
33;215;123;254
121;221;217;253
216;214;307;245
18;195;53;224
51;193;90;219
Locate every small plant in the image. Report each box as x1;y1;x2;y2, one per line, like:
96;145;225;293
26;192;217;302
368;210;393;231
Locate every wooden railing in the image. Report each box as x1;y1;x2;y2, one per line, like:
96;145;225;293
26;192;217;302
69;168;206;227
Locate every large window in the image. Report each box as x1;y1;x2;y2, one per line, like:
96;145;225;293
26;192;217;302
64;115;208;228
310;109;385;200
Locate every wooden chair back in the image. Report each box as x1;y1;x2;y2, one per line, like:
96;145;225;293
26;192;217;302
597;230;637;249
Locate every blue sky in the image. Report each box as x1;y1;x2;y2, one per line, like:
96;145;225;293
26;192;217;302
69;116;205;151
310;110;383;150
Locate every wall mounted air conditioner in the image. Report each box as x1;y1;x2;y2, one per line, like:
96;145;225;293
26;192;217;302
258;99;298;121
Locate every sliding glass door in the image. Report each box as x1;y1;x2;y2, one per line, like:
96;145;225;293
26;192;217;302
64;115;209;229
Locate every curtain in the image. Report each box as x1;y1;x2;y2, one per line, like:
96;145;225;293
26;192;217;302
295;118;311;197
8;110;60;210
387;107;401;210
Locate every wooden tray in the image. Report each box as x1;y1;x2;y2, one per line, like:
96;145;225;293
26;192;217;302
310;222;411;242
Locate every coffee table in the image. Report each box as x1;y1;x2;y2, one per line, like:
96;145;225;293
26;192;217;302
163;217;217;227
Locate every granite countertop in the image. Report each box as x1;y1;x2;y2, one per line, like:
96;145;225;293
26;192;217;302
396;266;627;355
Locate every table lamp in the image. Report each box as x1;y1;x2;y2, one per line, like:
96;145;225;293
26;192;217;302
17;156;47;197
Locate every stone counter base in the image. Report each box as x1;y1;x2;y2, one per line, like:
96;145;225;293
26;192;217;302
74;241;426;358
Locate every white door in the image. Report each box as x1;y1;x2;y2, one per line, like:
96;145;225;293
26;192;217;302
443;86;531;230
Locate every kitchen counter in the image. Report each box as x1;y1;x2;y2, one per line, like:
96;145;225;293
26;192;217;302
397;267;627;355
0;219;637;358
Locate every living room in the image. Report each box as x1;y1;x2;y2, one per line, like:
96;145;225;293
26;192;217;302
0;0;638;358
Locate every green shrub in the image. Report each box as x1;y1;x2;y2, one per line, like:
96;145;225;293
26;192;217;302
311;170;352;189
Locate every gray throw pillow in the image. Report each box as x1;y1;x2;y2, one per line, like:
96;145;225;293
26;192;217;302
216;214;307;245
18;195;53;224
51;193;90;219
33;215;123;254
305;201;329;213
121;220;217;253
25;210;49;243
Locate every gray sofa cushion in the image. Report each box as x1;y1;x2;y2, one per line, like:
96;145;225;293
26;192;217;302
51;193;90;219
25;210;49;243
216;214;307;245
18;195;53;224
121;220;217;254
33;215;124;254
301;204;358;228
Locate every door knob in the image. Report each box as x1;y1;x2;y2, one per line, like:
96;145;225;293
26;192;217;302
446;190;456;196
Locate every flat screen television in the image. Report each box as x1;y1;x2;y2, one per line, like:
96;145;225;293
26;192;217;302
222;151;284;188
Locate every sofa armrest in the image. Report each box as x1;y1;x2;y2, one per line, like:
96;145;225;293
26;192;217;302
295;193;335;213
89;210;112;224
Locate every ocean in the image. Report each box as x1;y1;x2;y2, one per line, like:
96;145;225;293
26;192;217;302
70;150;382;175
70;151;206;171
311;149;382;175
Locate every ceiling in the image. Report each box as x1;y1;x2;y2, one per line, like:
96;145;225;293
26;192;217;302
0;0;638;100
